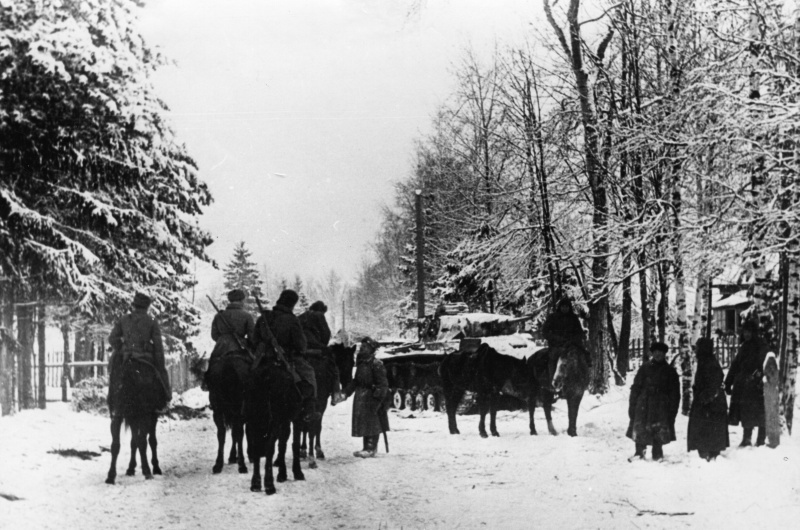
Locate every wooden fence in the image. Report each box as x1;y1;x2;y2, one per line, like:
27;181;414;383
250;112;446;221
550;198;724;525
31;351;194;403
627;336;739;371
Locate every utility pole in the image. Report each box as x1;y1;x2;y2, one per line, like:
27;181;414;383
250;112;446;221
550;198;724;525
415;189;425;320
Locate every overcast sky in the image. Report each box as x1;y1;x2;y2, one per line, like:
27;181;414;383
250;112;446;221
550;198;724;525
138;0;543;285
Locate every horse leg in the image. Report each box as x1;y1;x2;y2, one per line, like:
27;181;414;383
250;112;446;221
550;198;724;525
135;420;153;479
264;432;277;495
250;456;262;492
490;392;500;437
445;389;463;435
477;392;489;438
276;423;289;483
292;421;305;481
315;417;325;460
299;429;308;459
149;415;161;475
567;395;582;437
126;429;137;476
544;392;558;436
307;422;318;470
228;422;238;465
106;416;123;484
528;393;538;435
233;418;248;473
212;410;226;474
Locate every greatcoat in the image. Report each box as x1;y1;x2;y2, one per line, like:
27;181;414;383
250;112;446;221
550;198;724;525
344;352;390;437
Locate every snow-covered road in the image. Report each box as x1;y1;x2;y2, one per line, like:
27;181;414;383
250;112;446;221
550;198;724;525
1;386;799;529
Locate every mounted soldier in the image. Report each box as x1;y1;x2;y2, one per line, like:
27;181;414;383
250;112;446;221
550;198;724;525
299;300;343;402
108;292;171;411
253;289;321;423
204;289;255;389
541;297;592;374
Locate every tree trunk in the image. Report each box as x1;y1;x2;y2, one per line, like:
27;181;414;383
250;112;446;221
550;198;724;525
779;248;799;434
639;264;651;362
61;323;70;403
37;304;46;409
17;304;35;410
618;268;632;381
0;288;14;415
544;0;611;393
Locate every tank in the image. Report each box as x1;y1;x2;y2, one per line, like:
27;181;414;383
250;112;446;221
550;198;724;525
378;305;540;413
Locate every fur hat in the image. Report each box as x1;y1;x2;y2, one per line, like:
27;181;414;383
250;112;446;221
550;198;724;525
650;341;669;353
359;336;380;355
741;319;760;333
309;301;327;312
227;289;246;302
695;337;714;357
132;292;152;308
276;289;299;309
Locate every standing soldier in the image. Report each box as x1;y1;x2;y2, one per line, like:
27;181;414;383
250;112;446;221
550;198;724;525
205;289;255;389
725;319;768;447
341;337;390;458
626;342;680;462
253;289;321;423
108;292;171;411
299;300;342;402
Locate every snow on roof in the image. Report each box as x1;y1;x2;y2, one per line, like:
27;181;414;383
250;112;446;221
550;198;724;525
480;333;545;361
712;290;750;309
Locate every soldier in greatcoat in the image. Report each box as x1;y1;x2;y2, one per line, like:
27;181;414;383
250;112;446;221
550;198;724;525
687;337;729;461
108;292;171;412
626;341;680;462
204;288;255;389
299;300;342;402
252;289;321;423
540;298;592;377
725;319;767;447
342;337;390;458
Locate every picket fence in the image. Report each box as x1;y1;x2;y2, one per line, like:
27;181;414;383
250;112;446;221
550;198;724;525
626;335;739;371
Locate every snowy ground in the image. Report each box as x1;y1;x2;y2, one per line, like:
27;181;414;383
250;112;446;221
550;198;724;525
1;385;799;530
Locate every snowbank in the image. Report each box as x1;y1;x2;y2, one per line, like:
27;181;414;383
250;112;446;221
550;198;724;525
1;382;799;529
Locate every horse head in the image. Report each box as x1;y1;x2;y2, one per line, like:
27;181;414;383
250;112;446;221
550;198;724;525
551;346;590;398
330;343;357;388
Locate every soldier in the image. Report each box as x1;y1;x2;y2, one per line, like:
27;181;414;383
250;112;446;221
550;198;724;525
204;288;255;389
725;319;768;447
541;298;592;376
299;300;342;402
108;292;171;411
253;289;321;423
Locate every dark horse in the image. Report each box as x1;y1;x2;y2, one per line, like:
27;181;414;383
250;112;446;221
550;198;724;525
106;358;164;484
440;342;531;438
206;351;251;474
527;345;590;437
298;343;356;468
245;358;305;495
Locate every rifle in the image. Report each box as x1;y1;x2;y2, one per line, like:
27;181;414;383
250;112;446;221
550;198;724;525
206;295;254;360
254;295;300;384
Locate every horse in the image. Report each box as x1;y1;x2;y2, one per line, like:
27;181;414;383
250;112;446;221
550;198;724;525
440;342;530;438
123;416;159;477
527;344;590;437
105;358;164;484
205;351;251;474
245;357;305;495
298;343;356;468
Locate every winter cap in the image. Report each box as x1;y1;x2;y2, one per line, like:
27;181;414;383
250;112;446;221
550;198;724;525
741;319;760;333
557;297;573;310
650;341;669;353
132;292;152;309
695;337;714;357
309;301;328;312
276;289;299;309
227;289;246;302
359;336;380;355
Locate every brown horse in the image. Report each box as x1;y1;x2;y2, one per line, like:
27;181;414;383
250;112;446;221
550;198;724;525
527;345;590;437
298;343;356;468
206;351;251;474
245;357;305;495
105;358;164;484
440;343;530;438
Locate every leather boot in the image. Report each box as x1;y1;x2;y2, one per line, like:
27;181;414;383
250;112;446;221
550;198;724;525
755;427;766;447
628;443;645;462
739;428;753;447
354;436;377;458
651;443;664;461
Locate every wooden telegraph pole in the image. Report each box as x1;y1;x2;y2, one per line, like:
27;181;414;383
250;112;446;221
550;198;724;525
415;189;425;321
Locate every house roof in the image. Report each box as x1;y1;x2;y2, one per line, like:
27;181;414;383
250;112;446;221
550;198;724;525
712;289;750;309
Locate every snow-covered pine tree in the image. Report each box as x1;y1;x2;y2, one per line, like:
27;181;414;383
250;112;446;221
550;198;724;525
0;0;215;410
222;242;263;310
